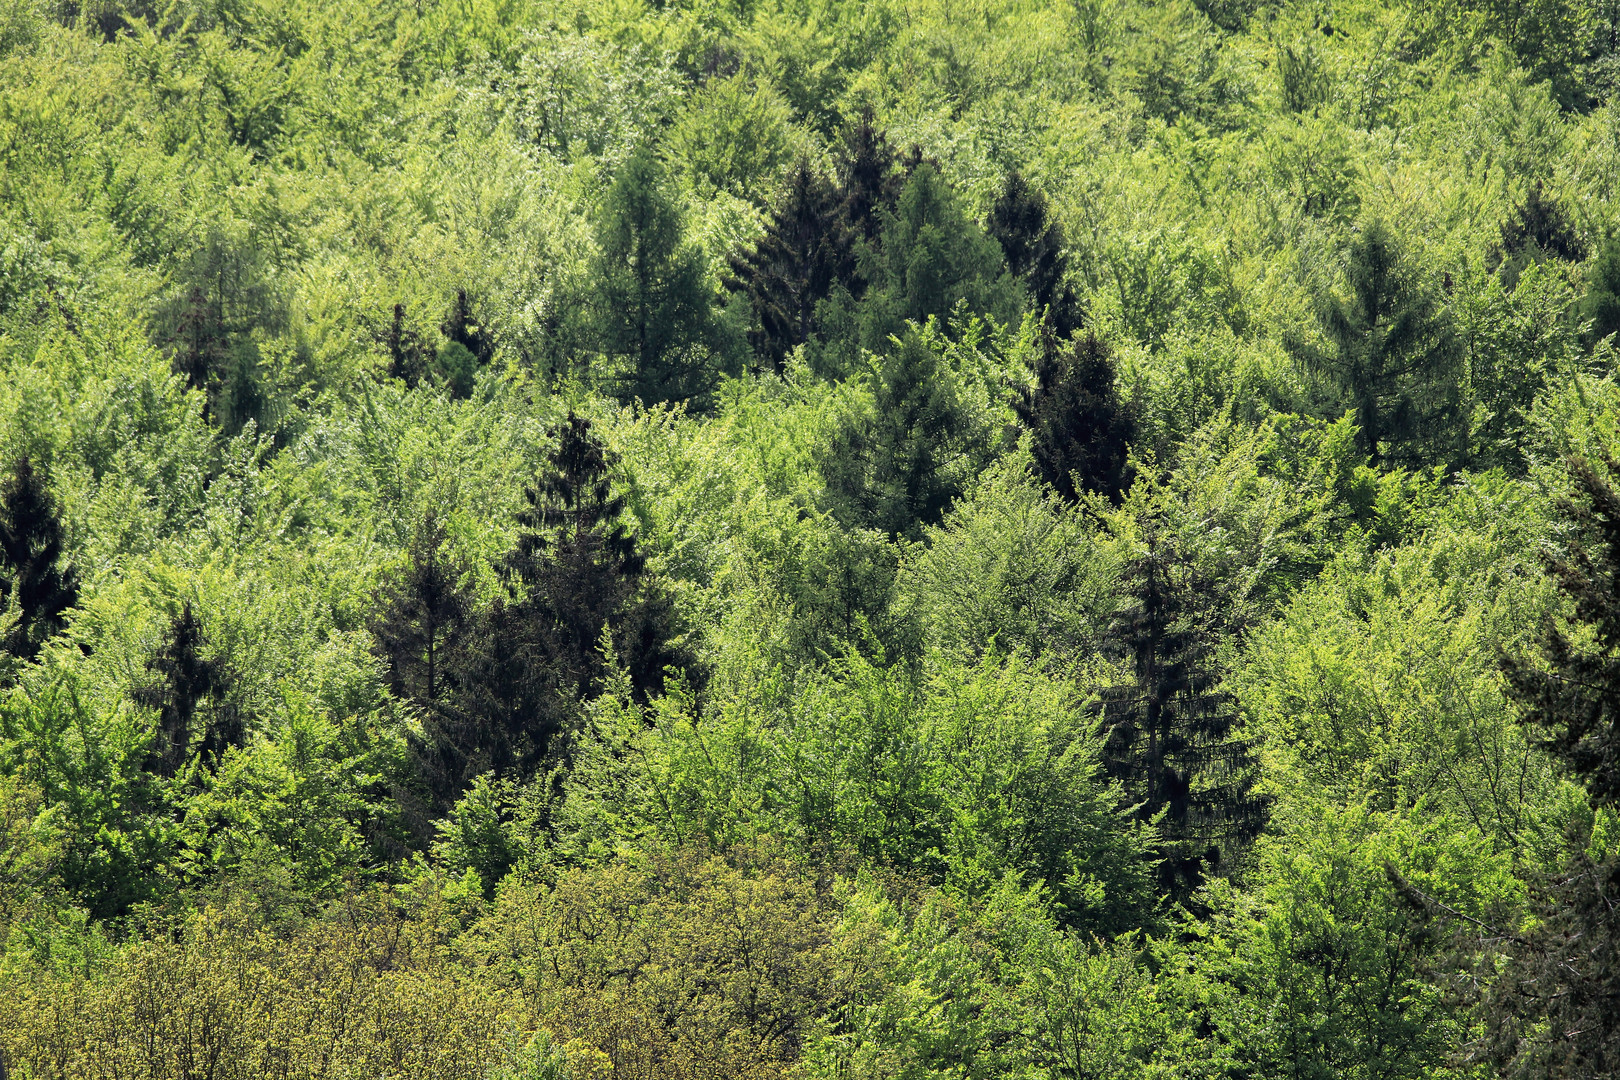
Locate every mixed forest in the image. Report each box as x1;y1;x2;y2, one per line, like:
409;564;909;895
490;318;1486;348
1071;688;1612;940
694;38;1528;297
1;0;1620;1074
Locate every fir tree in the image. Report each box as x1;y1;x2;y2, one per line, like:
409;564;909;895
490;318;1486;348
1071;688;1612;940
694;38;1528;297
1013;325;1134;504
441;288;492;365
726;159;854;372
371;512;479;807
1581;239;1620;350
1099;526;1266;903
1303;219;1462;466
592;150;716;406
987;172;1082;338
834;113;903;245
135;603;237;778
385;303;433;388
0;457;78;663
466;413;684;781
820;324;988;540
1487;455;1620;1077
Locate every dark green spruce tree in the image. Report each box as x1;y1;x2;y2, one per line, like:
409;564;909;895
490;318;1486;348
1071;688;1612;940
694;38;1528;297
727;160;854;373
835;113;904;246
1487;455;1620;1078
370;511;478;809
0;456;78;664
1099;526;1266;904
467;413;685;780
820;324;988;540
591;150;715;406
1581;239;1620;350
136;603;238;779
987;171;1082;338
1303;219;1462;466
1013;325;1134;504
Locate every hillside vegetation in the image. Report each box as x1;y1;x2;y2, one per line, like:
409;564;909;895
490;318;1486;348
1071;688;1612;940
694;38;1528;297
1;0;1620;1075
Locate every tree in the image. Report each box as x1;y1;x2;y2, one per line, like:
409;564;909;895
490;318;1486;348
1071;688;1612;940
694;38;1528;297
1013;326;1134;503
834;113;903;246
1495;182;1586;290
1580;238;1620;350
1488;455;1620;1077
592;150;716;406
135;603;238;779
370;512;478;807
852;162;1025;352
987;172;1082;338
1302;220;1462;466
385;302;433;388
466;413;684;781
726;159;854;372
1099;525;1266;903
0;457;78;664
820;322;990;540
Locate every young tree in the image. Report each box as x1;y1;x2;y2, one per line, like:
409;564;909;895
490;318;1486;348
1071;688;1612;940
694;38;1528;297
726;159;854;372
0;457;78;664
1099;526;1266;903
1013;326;1134;503
834;113;903;245
820;323;990;540
135;603;238;778
987;172;1082;338
1302;220;1462;466
591;150;716;406
1488;455;1620;1077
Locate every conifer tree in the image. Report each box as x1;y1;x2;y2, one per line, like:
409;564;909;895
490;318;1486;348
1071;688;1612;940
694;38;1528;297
835;113;903;245
1099;526;1266;903
1013;325;1134;504
592;150;715;405
726;159;854;372
987;172;1082;338
385;303;432;388
441;288;492;365
1581;239;1620;350
1488;455;1620;1077
1303;220;1462;466
820;324;987;540
371;512;479;807
0;457;78;663
136;603;237;778
467;413;683;780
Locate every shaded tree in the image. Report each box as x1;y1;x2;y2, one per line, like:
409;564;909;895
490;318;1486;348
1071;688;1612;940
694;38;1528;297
135;603;238;779
592;150;716;406
820;323;989;540
987;172;1082;338
370;512;478;807
1494;182;1587;290
1099;526;1266;904
1013;325;1134;503
385;303;433;388
1487;455;1620;1077
0;457;78;664
1301;220;1462;466
441;288;492;365
726;159;854;372
1581;238;1620;350
465;413;685;782
834;113;903;245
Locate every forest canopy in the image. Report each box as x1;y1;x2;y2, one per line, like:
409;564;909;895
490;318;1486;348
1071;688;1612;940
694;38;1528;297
1;0;1620;1075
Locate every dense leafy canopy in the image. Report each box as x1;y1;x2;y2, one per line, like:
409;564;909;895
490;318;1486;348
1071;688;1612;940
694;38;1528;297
0;0;1618;1074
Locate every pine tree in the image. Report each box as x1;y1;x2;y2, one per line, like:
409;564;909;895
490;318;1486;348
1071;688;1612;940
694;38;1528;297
1487;455;1620;1077
592;150;716;406
466;413;683;780
726;159;854;372
1099;526;1266;904
1013;325;1134;504
820;324;987;540
0;457;78;663
1581;239;1620;350
135;603;238;778
987;172;1083;338
834;113;903;246
1304;219;1462;466
371;512;479;807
